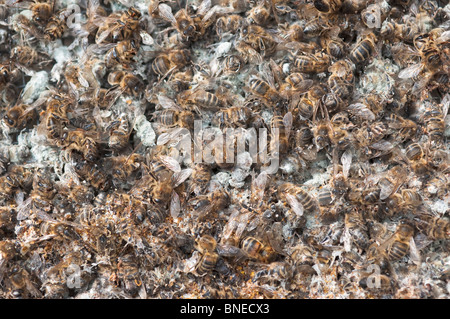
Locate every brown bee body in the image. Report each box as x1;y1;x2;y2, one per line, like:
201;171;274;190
294;52;330;73
241;236;276;263
117;254;141;297
154;110;194;129
212;106;253;128
350;33;377;64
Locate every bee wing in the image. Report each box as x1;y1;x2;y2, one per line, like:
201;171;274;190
347;103;376;121
442;93;450;118
159;155;181;173
25;278;42;298
77;72;90;88
409;237;421;266
140;30;154;46
95;28;113;45
197;0;212;16
172;168;192;187
285;193;304;217
158;95;182;110
370;140;394;151
260;62;276;89
398;63;424;79
157;127;189;145
216;243;245;259
283;112;293;138
170;191;181;218
341;149;352;179
252;171;269;199
16;196;33;221
158;3;177;25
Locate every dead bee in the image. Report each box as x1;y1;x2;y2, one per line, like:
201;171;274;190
107;70;144;100
151;49;191;77
95;7;142;44
117;254;142;297
72;154;111;191
241;236;277;263
194;235;220;275
216;14;245;39
108;153;144;182
239;24;278;57
349;32;377;64
344;208;369;251
414;213;450;240
106;114;133;152
278;182;318;219
212;106;254;129
187;164;211;196
3;103;37;131
189;186;230;220
104;39;139;68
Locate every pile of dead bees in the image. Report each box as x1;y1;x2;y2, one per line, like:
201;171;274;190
0;0;449;299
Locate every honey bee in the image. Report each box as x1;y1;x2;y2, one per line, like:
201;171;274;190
377;166;408;201
359;274;394;293
370;221;419;263
2;102;37;131
223;55;244;74
386;189;422;214
302;15;332;39
241;236;277;263
398;30;449;94
202;284;237;299
178;88;225;110
59;129;100;162
72;154;111;191
294;51;330;74
189;186;230;220
117;254;142;297
194;235;220;275
105;114;132;152
381;19;419;43
43;9;68;41
290;85;326;120
385;113;418;142
0;63;22;89
270;111;292;156
313;0;342;13
96;7;142;44
151;49;191;77
421;95;449;143
187;163;211;196
239;24;278;57
212;106;254;129
246;0;271;25
252;261;293;283
424;174;449;198
349;32;377;65
158;1;211;41
107;70;144;99
108;153;144;182
10;45;51;67
9;0;54;25
344;208;369;251
278;182;318;219
235;40;263;64
104;39;139;69
247;72;284;109
414;213;450;240
216;14;245;39
153;108;195;131
320;27;346;59
7;263;42;298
